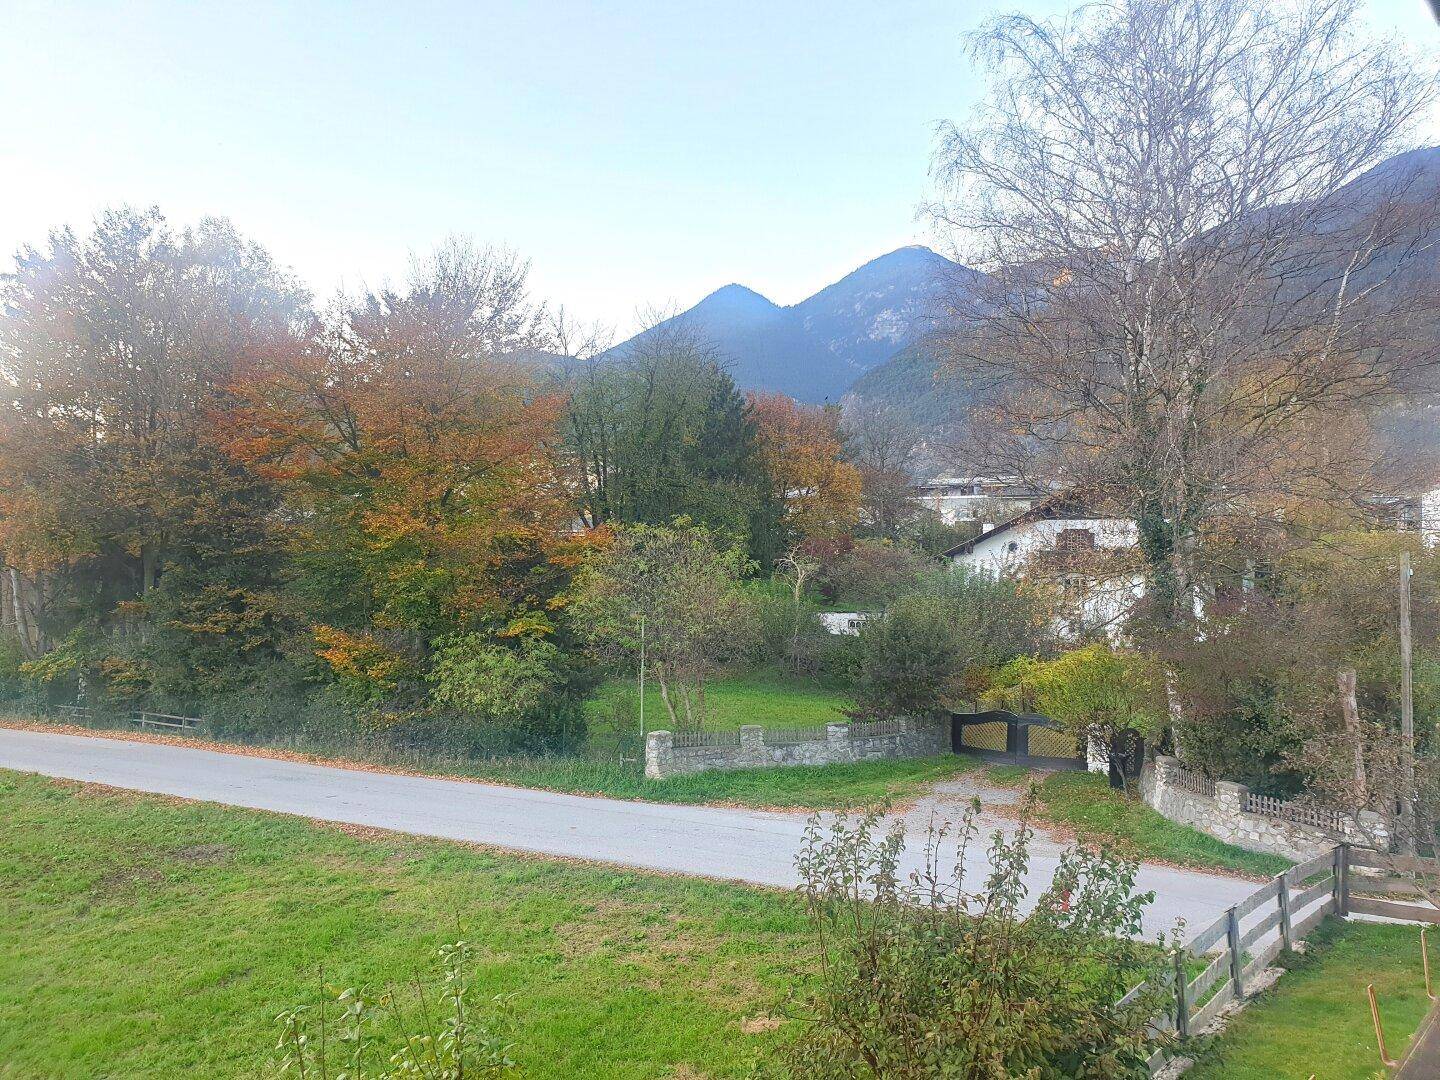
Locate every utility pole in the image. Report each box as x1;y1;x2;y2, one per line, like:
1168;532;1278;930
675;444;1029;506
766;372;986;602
1400;550;1416;854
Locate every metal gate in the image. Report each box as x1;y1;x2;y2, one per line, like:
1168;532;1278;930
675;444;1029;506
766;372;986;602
951;710;1086;770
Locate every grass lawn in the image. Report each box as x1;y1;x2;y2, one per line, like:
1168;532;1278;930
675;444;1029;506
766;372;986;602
1186;918;1433;1080
0;770;813;1079
1020;770;1293;878
585;667;849;734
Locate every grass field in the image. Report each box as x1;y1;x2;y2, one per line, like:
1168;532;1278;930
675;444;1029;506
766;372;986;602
0;770;812;1079
1186;918;1433;1080
585;667;849;734
974;764;1291;878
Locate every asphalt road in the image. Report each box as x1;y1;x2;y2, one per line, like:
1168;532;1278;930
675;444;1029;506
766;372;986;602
0;726;1255;938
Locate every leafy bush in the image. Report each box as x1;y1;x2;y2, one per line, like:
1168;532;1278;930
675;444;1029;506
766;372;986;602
816;538;935;609
765;800;1169;1079
850;566;1047;718
986;645;1166;790
749;581;836;677
270;939;515;1078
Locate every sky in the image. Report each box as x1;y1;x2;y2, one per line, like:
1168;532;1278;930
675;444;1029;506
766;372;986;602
2;1;1438;337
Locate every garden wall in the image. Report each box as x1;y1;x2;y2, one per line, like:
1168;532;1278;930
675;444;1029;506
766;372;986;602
1142;754;1386;861
645;718;948;779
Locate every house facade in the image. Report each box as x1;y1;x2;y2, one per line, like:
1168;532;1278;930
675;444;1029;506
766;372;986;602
943;500;1144;638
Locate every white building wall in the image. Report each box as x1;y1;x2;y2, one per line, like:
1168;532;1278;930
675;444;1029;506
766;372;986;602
951;518;1142;640
951;518;1139;575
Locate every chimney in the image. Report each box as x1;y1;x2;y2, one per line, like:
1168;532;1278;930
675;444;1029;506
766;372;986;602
981;522;995;534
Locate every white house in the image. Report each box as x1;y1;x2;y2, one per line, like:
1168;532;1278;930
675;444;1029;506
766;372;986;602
943;498;1144;638
914;476;1045;526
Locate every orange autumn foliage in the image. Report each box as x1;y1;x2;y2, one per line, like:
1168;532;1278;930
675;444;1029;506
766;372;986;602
748;392;863;544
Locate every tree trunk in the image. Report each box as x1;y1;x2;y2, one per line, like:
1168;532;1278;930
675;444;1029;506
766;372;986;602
1338;669;1366;802
655;668;680;728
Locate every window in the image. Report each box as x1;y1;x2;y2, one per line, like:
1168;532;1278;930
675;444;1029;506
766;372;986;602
1006;541;1019;554
1056;528;1095;552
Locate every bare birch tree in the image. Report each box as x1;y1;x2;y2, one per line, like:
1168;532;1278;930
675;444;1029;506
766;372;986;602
927;0;1440;630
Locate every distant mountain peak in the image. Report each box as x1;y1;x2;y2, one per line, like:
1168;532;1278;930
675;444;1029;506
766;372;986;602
607;246;975;403
695;282;778;309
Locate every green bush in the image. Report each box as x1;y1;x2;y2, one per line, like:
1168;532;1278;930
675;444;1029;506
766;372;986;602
270;939;515;1078
850;566;1047;718
765;800;1169;1078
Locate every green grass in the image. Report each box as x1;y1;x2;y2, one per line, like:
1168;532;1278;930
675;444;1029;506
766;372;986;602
1032;771;1293;878
584;667;849;733
0;770;812;1079
1186;918;1432;1080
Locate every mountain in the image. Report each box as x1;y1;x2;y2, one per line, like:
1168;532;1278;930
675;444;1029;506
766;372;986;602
849;147;1440;441
606;246;981;403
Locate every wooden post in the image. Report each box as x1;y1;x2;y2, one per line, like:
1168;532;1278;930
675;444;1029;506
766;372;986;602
1400;551;1417;855
1173;947;1190;1039
1335;845;1350;917
1278;869;1293;952
1227;906;1244;998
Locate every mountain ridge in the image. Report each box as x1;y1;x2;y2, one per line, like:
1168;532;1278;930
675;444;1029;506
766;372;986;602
606;245;979;403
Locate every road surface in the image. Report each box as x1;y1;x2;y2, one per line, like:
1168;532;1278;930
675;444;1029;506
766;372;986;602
0;726;1254;938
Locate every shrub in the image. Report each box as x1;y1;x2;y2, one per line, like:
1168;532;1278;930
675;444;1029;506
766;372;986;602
765;800;1170;1079
849;566;1047;718
270;939;515;1078
816;538;935;608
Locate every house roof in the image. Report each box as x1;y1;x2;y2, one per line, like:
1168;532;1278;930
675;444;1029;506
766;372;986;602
939;492;1118;558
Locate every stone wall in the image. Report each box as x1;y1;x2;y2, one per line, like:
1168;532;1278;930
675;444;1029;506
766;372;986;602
645;719;949;780
1142;754;1385;862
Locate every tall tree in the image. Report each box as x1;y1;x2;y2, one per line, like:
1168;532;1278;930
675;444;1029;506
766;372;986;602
227;239;585;704
749;392;863;545
840;401;924;539
0;207;306;690
565;319;777;558
928;0;1440;630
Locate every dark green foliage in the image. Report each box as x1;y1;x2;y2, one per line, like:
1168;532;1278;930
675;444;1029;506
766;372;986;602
565;326;779;562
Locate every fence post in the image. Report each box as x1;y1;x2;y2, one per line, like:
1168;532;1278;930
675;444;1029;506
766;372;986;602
1277;869;1293;953
1334;844;1349;916
1173;947;1190;1039
1227;906;1244;998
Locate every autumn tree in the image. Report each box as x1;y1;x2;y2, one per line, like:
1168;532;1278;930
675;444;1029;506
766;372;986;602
228;239;591;717
749;392;863;558
0;207;307;695
928;0;1440;631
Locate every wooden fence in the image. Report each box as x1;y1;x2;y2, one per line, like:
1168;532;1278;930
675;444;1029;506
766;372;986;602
52;704;203;733
1124;846;1344;1063
1128;845;1440;1068
1346;849;1440;925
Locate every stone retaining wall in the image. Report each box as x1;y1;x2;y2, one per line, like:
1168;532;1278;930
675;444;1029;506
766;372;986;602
645;719;949;780
1142;754;1385;861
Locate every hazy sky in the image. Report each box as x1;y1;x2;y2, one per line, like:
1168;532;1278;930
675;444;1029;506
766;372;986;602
3;1;1437;335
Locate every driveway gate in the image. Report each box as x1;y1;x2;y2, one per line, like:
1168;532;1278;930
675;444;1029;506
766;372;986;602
951;710;1086;770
